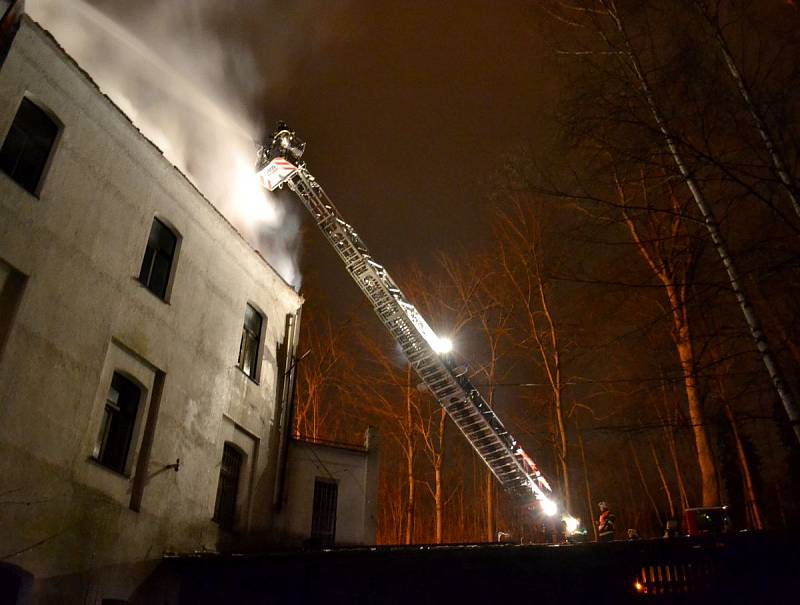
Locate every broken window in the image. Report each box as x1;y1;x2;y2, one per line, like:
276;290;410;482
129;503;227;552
310;478;338;548
213;443;242;531
138;218;177;300
95;372;141;474
0;97;60;195
237;304;263;380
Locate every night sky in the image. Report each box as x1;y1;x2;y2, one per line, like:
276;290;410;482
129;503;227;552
254;1;561;299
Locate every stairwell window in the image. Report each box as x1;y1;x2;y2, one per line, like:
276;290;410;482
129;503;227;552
213;443;243;531
237;304;263;381
138;218;177;300
94;372;142;475
0;96;60;195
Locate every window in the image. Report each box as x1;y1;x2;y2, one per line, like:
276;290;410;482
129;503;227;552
94;372;141;474
0;97;59;195
213;443;242;530
310;478;338;548
237;304;263;380
138;218;177;299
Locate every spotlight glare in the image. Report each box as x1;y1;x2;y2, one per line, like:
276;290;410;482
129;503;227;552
435;337;453;354
541;498;558;517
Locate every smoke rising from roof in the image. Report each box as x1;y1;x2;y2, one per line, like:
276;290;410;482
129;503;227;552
28;0;300;286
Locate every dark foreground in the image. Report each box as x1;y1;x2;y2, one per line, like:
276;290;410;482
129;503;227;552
134;531;799;604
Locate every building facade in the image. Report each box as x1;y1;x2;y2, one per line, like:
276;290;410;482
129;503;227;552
0;5;377;604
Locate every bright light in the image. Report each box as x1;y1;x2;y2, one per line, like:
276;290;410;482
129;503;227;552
562;515;579;534
434;337;453;354
541;498;558;517
634;581;644;593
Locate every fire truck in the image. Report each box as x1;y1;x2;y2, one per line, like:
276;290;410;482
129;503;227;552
256;124;558;517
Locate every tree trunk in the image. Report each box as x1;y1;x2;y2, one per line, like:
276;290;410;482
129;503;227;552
575;412;598;540
404;365;415;545
485;470;496;542
723;399;764;529
672;319;720;506
629;439;663;528
658;375;691;511
651;442;675;519
434;407;446;543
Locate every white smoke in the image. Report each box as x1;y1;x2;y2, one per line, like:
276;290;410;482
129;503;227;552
27;0;300;286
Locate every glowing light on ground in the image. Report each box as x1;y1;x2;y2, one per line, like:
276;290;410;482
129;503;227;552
562;514;579;534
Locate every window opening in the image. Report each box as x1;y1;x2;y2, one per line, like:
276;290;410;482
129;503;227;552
213;443;242;530
311;478;338;548
95;372;141;474
237;304;263;380
138;218;177;299
0;97;59;195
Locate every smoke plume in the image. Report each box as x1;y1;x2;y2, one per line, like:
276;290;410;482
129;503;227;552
27;0;300;285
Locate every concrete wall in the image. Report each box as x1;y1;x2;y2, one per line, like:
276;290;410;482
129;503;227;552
0;15;302;603
279;429;379;548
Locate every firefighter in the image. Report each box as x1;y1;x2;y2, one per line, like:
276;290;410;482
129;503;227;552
597;501;616;542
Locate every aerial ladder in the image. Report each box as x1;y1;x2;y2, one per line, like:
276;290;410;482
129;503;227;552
257;124;556;514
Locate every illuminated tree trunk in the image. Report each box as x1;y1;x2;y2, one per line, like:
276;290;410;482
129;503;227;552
429;407;446;543
705;337;765;529
604;0;800;448
657;374;691;511
723;400;764;529
629;439;663;528
575;412;598;540
485;470;496;542
671;315;720;506
651;441;675;519
404;364;415;545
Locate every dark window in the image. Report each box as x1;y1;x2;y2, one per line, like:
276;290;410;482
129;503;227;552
237;304;263;380
213;443;242;530
310;478;338;548
0;97;59;194
95;373;141;474
138;218;177;299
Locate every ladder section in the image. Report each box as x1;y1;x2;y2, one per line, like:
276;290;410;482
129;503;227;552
286;169;551;504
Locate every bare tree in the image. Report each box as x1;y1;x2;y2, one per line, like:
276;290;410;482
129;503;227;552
294;308;353;441
496;198;575;513
614;168;720;505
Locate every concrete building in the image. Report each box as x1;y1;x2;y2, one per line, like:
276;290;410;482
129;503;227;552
0;3;378;603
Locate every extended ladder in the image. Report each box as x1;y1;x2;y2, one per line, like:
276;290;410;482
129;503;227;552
257;127;553;508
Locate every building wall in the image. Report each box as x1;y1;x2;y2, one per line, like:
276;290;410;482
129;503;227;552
280;429;379;548
0;14;302;603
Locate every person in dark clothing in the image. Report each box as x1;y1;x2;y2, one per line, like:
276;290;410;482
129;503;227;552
597;501;616;542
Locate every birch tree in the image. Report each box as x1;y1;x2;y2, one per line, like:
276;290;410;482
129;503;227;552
495;198;575;514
